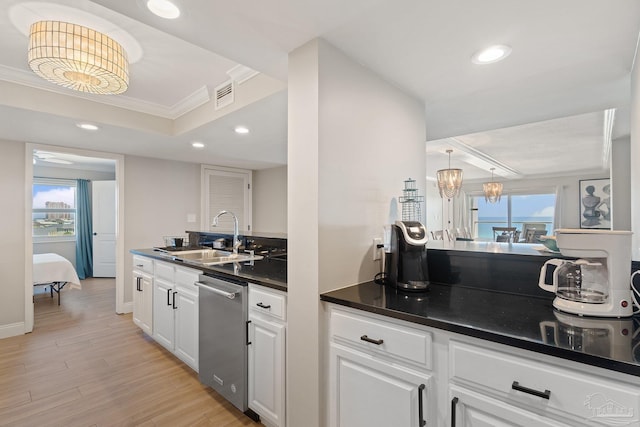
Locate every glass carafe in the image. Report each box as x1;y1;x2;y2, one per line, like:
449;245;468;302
556;259;608;303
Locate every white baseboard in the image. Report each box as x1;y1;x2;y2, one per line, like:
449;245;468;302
118;301;133;314
0;322;26;339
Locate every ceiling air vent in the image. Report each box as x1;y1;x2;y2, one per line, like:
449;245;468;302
215;80;234;110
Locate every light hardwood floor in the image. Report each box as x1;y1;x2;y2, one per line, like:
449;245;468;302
0;278;263;427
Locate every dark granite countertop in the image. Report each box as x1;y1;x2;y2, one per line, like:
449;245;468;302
131;248;287;292
321;281;640;377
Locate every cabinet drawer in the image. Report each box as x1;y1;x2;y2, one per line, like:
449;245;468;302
450;340;640;423
175;266;201;294
154;260;175;281
133;255;153;274
330;308;432;370
249;284;286;321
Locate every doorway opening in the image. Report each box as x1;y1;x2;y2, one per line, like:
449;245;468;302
25;143;126;333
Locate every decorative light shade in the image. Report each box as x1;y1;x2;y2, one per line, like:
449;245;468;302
437;149;463;199
28;21;129;95
483;168;503;203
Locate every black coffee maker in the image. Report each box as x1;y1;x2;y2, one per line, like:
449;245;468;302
386;220;430;291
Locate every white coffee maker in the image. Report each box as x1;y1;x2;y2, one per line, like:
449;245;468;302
538;229;634;317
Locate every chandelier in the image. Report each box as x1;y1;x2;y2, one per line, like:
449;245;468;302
28;21;129;95
483;168;503;203
436;149;463;199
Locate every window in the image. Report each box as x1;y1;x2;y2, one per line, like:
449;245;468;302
33;178;77;240
473;192;556;241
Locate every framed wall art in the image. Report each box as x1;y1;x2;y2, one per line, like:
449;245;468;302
579;178;611;229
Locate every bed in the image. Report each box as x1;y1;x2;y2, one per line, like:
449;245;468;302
33;253;81;305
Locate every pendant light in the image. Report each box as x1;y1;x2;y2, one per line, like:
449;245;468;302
437;149;463;198
483;168;503;203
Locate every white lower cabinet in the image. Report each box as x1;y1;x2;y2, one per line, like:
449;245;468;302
326;303;640;427
330;343;431;427
328;306;433;427
248;284;287;427
132;255;154;335
449;385;567;427
449;340;640;427
152;260;200;372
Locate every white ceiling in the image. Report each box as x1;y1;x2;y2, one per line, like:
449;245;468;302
0;0;639;174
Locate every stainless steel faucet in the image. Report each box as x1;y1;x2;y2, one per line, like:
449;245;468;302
212;210;241;254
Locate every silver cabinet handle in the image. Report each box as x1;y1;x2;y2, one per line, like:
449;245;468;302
194;282;237;299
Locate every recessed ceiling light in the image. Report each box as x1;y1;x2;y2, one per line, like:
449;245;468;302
147;0;181;19
234;126;250;134
76;123;99;131
191;141;205;149
471;45;512;65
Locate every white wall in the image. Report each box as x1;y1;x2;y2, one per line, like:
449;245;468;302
0;139;26;338
252;166;287;233
123;155;201;303
32;164;117;268
288;38;425;427
33;165;115;181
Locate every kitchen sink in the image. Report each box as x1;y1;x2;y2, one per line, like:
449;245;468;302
161;248;263;266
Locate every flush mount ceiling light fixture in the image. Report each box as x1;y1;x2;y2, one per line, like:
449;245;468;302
483;168;503;203
28;21;129;95
234;126;250;134
147;0;181;19
191;141;205;149
471;45;512;64
437;149;464;199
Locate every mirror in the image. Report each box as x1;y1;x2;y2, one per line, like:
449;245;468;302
425;110;631;241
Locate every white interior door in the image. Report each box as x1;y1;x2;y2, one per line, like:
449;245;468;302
201;166;252;232
92;180;116;277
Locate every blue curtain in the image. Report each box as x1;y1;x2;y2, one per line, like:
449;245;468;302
76;179;93;279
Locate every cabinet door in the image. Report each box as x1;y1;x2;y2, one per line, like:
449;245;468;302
133;271;153;335
329;343;430;427
132;273;144;329
140;274;153;335
450;386;568;427
248;313;285;427
174;287;199;372
153;278;175;351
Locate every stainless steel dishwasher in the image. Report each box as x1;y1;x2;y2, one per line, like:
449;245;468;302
195;274;249;413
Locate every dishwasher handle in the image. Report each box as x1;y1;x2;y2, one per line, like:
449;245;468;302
194;281;238;299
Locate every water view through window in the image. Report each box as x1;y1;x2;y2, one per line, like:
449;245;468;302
33;181;76;238
474;193;555;241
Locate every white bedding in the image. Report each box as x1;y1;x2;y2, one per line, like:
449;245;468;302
33;253;81;289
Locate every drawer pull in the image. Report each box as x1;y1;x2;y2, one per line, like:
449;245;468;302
418;384;426;427
511;381;551;400
256;302;271;309
451;397;458;427
360;335;384;345
136;264;144;268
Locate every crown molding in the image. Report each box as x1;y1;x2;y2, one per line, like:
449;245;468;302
0;64;210;120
